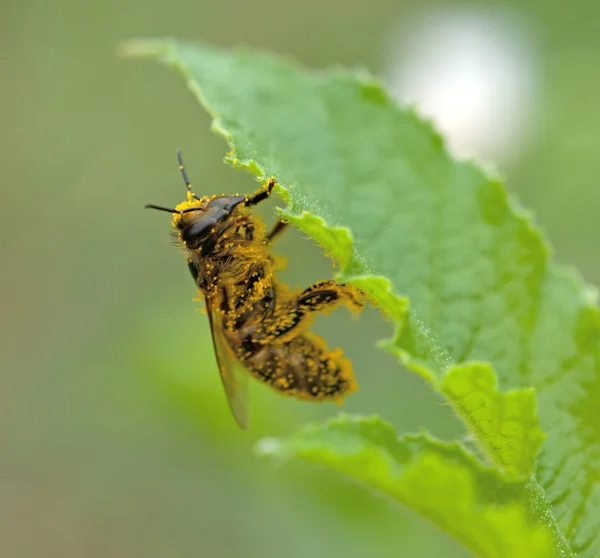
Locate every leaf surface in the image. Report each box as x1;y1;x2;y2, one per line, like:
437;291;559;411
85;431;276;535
123;39;600;556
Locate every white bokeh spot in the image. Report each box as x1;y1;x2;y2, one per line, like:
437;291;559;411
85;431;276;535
383;4;540;165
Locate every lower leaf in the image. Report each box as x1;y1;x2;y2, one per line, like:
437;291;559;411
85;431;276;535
256;414;555;558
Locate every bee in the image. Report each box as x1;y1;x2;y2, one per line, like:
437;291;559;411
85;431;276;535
145;150;365;429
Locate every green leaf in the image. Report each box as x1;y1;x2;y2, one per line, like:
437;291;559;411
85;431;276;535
122;39;600;556
441;362;545;480
256;414;554;558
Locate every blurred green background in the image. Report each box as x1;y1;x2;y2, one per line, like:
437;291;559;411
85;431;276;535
2;0;599;556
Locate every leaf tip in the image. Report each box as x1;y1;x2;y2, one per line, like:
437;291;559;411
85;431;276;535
442;362;546;480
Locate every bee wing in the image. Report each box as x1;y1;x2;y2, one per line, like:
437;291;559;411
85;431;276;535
205;296;250;430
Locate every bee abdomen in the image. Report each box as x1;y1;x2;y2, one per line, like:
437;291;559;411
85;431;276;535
241;333;358;401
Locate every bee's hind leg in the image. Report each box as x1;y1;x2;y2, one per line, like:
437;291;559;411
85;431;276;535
260;280;365;344
295;280;364;315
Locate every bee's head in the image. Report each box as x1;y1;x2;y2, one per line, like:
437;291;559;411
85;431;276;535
145;193;246;249
144;149;246;251
176;195;246;249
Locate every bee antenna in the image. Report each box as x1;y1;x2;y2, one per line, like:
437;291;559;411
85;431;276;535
144;203;179;213
144;203;205;215
177;149;192;191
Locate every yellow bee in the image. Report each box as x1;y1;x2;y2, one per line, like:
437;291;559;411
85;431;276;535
146;151;364;428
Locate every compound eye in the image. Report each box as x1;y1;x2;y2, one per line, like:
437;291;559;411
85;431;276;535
229;196;245;210
182;217;217;249
209;195;245;214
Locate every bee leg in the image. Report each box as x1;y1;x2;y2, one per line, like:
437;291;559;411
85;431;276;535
241;220;255;241
295;280;364;314
232;216;253;240
187;261;199;282
232;264;276;318
260;281;365;343
266;219;288;243
244;177;277;207
262;283;277;318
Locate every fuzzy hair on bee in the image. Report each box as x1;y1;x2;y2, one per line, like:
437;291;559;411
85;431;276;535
145;150;365;429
